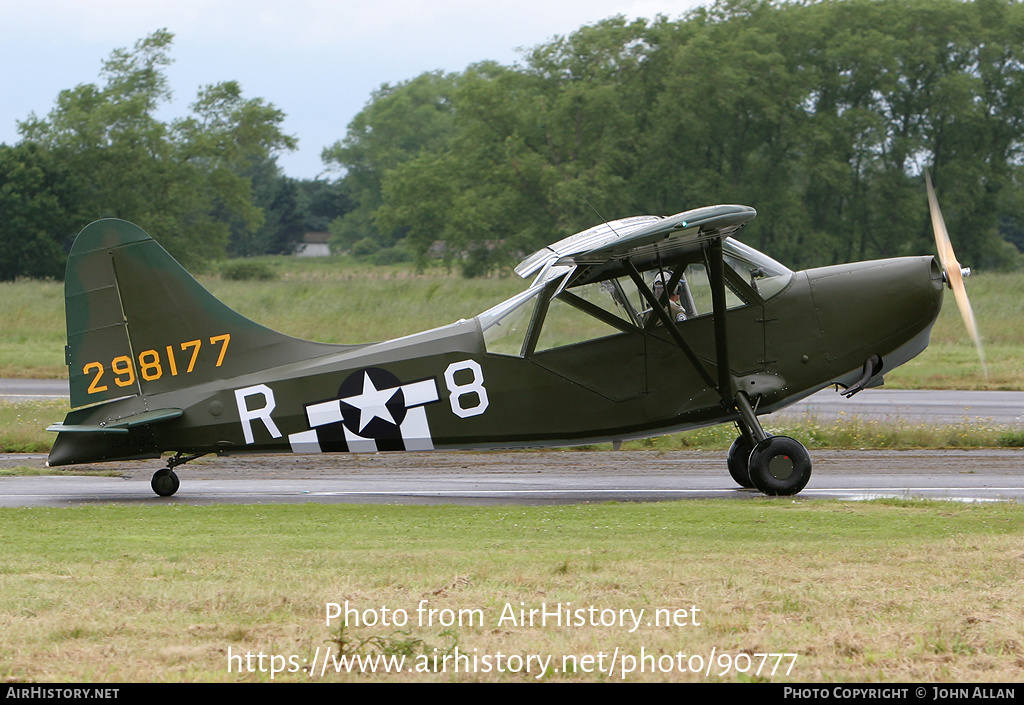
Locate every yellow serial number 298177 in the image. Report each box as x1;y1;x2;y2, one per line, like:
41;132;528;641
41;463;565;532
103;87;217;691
83;334;231;394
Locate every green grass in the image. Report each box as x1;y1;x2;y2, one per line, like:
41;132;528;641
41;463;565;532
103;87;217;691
0;260;1018;388
0;399;67;453
1;500;1022;682
205;263;523;346
0;279;66;378
886;272;1024;390
0;465;120;477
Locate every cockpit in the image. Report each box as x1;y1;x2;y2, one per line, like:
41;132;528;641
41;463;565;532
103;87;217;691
479;236;793;357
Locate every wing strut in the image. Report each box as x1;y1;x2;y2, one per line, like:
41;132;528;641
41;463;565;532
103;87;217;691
705;238;735;410
703;238;772;441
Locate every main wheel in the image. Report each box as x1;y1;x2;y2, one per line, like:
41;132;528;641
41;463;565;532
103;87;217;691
151;468;180;497
727;435;756;488
747;436;811;496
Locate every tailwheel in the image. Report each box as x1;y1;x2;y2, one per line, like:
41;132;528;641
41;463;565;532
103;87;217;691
150;452;206;496
727;435;756;488
747;436;811;496
151;468;180;497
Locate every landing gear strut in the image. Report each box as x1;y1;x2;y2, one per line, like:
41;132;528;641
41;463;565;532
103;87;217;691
150;452;206;497
729;391;811;496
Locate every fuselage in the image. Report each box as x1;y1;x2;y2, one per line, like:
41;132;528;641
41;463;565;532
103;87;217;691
48;250;944;466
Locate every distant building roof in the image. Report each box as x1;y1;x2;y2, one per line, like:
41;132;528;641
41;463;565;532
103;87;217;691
296;231;331;257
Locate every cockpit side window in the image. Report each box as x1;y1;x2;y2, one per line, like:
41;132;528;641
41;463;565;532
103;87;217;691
481;276;642;356
480;287;540;356
480;238;791;357
534;280;639;352
674;262;747;317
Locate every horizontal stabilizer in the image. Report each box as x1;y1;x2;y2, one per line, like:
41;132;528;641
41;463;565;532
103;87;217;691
47;408;183;434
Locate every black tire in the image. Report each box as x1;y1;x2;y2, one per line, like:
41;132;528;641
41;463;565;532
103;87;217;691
748;436;811;496
151;468;180;497
727;435;756;488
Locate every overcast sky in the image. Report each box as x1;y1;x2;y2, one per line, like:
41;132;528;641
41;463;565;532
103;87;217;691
0;0;708;180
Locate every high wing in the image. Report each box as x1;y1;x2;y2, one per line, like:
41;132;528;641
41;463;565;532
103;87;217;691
515;205;757;288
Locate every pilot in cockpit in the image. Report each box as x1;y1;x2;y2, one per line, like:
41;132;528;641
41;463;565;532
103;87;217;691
651;272;689;323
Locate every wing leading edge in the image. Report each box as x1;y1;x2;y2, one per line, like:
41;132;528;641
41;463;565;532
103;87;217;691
515;205;757;286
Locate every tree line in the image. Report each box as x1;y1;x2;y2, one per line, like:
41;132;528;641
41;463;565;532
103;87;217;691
0;30;349;280
4;0;1024;282
325;0;1024;275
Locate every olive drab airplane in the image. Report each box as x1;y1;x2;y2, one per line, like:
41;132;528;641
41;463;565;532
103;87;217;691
47;180;982;498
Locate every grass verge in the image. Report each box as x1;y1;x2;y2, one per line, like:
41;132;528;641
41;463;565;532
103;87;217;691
0;500;1022;682
0;400;67;453
0;466;121;478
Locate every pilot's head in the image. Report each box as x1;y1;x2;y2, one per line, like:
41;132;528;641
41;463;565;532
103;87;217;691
652;272;682;300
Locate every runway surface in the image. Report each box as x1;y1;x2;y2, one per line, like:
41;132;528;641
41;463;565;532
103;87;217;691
2;380;1021;507
0;378;69;400
774;388;1024;426
1;448;1021;507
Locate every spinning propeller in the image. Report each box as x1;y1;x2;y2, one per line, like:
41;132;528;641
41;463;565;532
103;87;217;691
925;171;988;379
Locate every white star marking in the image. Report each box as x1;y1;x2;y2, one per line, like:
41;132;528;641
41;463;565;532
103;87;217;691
343;372;400;432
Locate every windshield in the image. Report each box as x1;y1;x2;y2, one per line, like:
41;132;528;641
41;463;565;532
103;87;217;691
722;238;793;300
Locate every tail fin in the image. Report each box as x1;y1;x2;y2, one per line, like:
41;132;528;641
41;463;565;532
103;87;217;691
65;219;340;409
